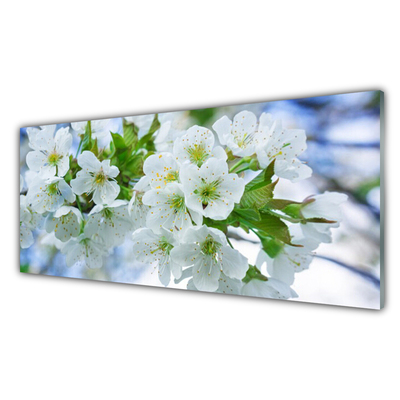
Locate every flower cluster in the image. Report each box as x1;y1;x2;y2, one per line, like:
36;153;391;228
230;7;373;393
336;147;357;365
20;111;347;300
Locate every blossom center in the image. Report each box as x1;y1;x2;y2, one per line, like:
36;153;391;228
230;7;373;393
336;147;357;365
102;208;114;219
201;235;221;257
169;194;185;212
46;182;59;196
195;178;222;208
158;237;173;254
94;171;107;186
186;143;208;167
236;132;255;149
48;152;61;166
135;191;144;205
164;170;179;184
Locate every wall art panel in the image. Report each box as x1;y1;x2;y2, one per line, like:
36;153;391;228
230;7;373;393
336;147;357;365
19;91;384;309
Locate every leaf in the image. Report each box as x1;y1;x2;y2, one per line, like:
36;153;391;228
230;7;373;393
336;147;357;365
233;208;261;221
125;154;144;177
91;138;98;156
244;159;276;192
110;132;126;150
135;114;160;151
81;121;92;152
240;180;278;209
242;265;268;283
302;217;336;224
123;120;138;147
261;198;302;211
110;132;130;165
264;158;276;182
246;212;292;244
188;108;217;126
20;263;29;273
261;237;284;258
147;114;161;136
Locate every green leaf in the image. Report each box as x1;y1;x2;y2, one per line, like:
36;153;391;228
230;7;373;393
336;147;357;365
110;132;131;165
20;263;29;273
147;114;161;136
135;114;160;151
244;159;276;192
246;212;292;244
188;107;217;126
240;180;278;209
261;237;284;258
110;132;126;150
91;138;98;156
264;158;276;182
233;208;261;221
123;120;138;147
125;154;144;177
261;198;302;211
302;217;336;224
81;121;92;152
242;265;268;283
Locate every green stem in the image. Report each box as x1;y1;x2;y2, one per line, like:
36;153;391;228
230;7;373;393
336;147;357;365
264;209;300;223
226;236;234;249
234;165;251;174
75;196;83;214
75;138;83;158
229;157;248;173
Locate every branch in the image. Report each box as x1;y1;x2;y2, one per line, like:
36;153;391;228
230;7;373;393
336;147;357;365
315;255;380;288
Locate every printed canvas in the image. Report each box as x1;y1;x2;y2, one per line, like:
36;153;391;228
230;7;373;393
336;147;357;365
19;91;384;309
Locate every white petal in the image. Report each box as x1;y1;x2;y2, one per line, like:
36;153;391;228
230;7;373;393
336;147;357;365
26;151;48;172
212;115;232;146
170;244;200;267
58;180;75;203
78;151;101;173
20;225;34;248
92;180;120;205
220;246;248;280
70;172;93;195
57;156;70;178
192;257;220;292
54;127;72;154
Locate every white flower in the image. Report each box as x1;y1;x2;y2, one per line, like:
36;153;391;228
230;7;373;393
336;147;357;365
20;195;42;249
143;152;180;189
20;224;34;249
180;158;245;220
27;176;75;214
241;278;298;300
71;119;111;140
170;225;248;292
70;151;120;205
44;206;83;242
301;191;348;243
85;200;133;247
187;272;243;295
124;114;155;139
132;228;181;286
26;126;72;179
20;174;24;192
26;125;56;143
256;226;319;285
154;114;186;153
173;125;227;167
256;113;312;182
41;232;64;250
212;110;260;157
128;177;151;230
142;182;202;236
61;232;108;269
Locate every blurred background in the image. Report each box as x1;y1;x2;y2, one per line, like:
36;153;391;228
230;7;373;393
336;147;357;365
20;91;381;309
